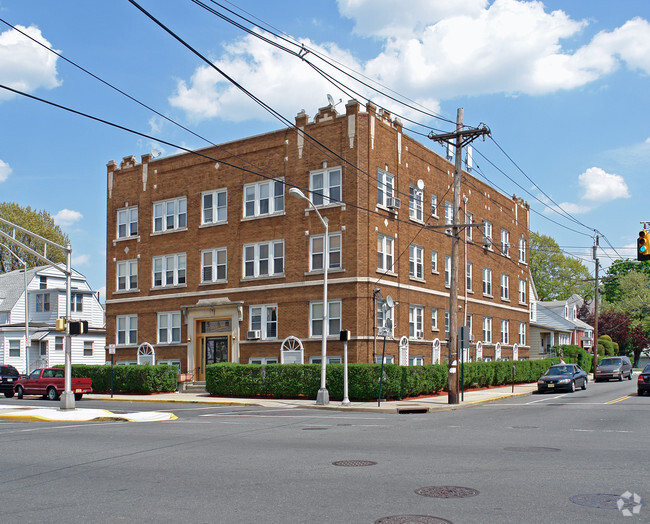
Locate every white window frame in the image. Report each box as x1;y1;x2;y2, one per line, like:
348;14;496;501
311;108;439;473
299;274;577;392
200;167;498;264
117;260;138;291
519;322;526;345
249;357;279;365
310;167;341;206
35;293;50;312
244;179;284;218
55;336;63;351
483;316;492;343
117;315;137;345
482;267;492;296
501;273;509;300
202;188;228;225
466;212;473;241
153;197;187;233
374;355;395;364
377;234;394;272
310;299;342;338
9;339;20;358
310;232;342;271
377;169;395;207
409;305;424;338
519;279;527;304
201;248;227;283
310;356;342;364
444;200;453;233
83;340;93;357
153;253;186;287
467;314;473;337
409;244;424;279
501;319;510;344
243;240;284;278
71;293;83;313
518;237;526;262
377;299;395;337
445;255;451;287
431;250;438;273
431;308;438;330
444;310;450;335
158;312;181;344
117;206;138;239
501;229;510;257
466;262;473;291
431;194;438;217
409;185;423;222
409;356;424;366
483;221;493;249
249;304;278;340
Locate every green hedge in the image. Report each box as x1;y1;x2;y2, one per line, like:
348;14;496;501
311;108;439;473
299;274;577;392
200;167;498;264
558;344;595;373
69;364;178;394
205;359;558;401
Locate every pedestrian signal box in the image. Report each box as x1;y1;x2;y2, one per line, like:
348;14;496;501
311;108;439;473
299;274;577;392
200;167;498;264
69;320;89;335
55;317;66;331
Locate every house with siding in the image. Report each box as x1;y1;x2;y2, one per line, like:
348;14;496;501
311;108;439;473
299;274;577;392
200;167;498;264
105;100;531;381
0;265;105;373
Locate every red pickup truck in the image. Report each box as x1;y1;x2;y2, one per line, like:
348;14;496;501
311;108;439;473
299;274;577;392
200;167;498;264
15;368;93;401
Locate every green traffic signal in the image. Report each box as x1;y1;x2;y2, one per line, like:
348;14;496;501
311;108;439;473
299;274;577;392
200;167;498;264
638;229;650;261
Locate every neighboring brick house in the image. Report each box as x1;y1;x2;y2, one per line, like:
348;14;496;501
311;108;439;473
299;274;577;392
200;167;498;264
0;265;105;374
105;101;530;380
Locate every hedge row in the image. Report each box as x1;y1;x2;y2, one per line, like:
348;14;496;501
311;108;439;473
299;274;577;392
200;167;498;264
206;359;558;401
69;364;178;394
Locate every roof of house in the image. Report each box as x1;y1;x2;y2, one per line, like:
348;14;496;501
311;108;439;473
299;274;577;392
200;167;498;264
0;267;41;313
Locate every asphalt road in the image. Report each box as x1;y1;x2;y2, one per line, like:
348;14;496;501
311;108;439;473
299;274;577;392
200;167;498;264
0;378;646;523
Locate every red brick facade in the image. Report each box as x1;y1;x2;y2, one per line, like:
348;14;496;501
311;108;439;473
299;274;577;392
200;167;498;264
105;101;530;378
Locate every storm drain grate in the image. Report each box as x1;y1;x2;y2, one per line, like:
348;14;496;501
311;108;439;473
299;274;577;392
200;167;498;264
375;516;453;524
415;486;479;499
570;493;645;511
332;460;377;467
503;446;560;452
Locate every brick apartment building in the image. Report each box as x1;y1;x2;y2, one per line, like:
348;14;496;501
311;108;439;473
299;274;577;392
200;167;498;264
105;100;530;380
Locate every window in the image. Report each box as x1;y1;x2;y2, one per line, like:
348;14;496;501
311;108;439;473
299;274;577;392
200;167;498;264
444;201;453;233
201;248;227;282
243;240;284;278
310;232;341;271
444;255;451;287
559;333;570;345
153;253;186;287
55;336;63;351
250;305;278;339
244;179;284;217
117;315;137;345
311;356;342;364
431;308;438;330
444;310;450;335
39;276;47;289
117;206;138;238
310;167;341;206
501;229;510;257
409;244;424;279
84;341;93;357
153;197;187;232
466;212;473;241
377;234;394;272
519;279;527;304
377;299;395;337
377;168;395;206
249;357;278;365
71;293;83;312
202;189;227;224
466;262;473;291
117;260;138;291
518;237;526;262
158;312;181;344
409;185;423;221
483;317;492;343
467;314;473;337
35;293;50;312
9;340;20;357
431;250;438;273
501;319;509;344
375;355;395;364
431;194;438;217
409;356;424;366
501;273;509;300
483;221;493;249
310;300;341;337
409;305;424;338
519;322;526;345
482;267;492;296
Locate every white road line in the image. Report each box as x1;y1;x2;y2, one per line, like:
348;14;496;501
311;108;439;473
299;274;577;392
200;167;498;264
199;413;386;420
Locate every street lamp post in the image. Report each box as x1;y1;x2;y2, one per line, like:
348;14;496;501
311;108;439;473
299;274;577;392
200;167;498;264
289;187;329;405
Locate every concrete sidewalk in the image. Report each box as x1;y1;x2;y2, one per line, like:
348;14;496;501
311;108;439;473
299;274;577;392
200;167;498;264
0;382;538;422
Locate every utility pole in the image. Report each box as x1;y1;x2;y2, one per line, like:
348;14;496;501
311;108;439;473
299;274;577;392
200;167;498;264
592;234;599;375
429;109;490;404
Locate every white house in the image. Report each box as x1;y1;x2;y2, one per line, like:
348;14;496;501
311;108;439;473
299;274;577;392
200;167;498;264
0;265;105;374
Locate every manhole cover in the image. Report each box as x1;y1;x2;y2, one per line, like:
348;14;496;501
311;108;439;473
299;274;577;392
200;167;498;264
302;427;328;430
415;486;479;499
332;460;377;467
503;446;560;452
375;516;453;524
570;494;645;511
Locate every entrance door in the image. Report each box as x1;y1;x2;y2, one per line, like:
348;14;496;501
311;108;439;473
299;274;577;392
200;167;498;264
206;336;228;367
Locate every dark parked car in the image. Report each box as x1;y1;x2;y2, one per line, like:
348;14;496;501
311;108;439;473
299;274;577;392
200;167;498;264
0;365;20;398
537;364;588;393
638;364;650;396
594;356;633;381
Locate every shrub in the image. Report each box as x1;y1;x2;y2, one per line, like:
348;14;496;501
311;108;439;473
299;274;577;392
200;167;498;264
70;364;177;393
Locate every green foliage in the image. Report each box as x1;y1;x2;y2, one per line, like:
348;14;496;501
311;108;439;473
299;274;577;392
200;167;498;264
559;344;594;373
602;259;650;303
598;336;615;356
529;232;592;300
70;364;177;393
0;202;69;272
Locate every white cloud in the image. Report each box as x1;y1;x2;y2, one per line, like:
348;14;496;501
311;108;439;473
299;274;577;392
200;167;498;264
97;285;106;303
578;166;630;201
72;253;90;266
54;209;83;226
0;25;61;102
548;201;592;215
0;159;11;182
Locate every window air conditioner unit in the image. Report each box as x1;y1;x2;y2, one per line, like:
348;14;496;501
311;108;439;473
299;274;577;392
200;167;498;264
483;237;493;249
416;330;424;339
386;197;401;210
247;330;261;340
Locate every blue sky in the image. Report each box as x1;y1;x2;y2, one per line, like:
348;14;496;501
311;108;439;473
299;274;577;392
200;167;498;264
1;0;649;299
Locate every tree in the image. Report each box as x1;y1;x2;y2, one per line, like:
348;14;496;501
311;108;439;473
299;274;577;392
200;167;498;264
0;202;69;272
602;259;650;303
529;232;592;300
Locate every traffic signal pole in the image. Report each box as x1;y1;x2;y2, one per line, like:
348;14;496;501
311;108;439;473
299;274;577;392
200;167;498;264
593;235;599;375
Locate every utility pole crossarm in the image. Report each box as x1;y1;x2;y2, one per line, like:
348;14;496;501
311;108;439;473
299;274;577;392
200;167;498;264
428;124;491;148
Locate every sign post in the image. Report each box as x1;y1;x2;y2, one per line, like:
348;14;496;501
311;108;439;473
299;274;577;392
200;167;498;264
108;344;116;398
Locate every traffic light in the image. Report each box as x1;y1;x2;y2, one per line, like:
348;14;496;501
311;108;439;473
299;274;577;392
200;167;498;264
638;229;650;261
69;320;89;335
55;317;66;331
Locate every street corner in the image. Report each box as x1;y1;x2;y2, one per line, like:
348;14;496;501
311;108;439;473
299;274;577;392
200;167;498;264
0;406;177;423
